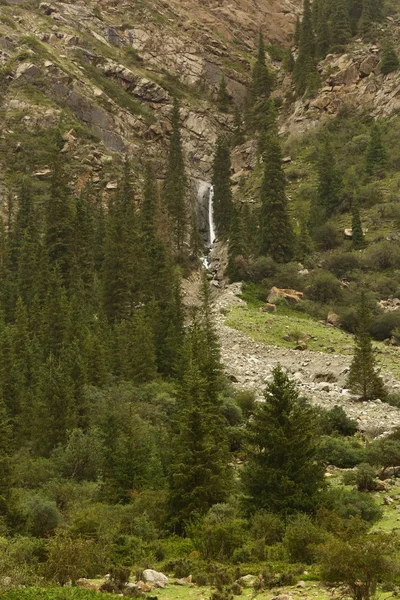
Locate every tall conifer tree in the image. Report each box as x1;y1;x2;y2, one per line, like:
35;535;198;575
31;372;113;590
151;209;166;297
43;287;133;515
293;0;319;96
212;136;233;240
317;138;342;215
259;135;294;262
347;293;386;400
164;98;187;257
242;366;325;515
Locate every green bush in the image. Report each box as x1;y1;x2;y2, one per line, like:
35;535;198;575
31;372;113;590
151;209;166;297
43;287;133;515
326;251;361;278
193;506;247;561
306;271;342;304
316;406;358;437
235;391;256;418
248;256;277;282
50;428;104;482
283;514;326;563
370;313;400;340
316;436;365;468
251;510;284;545
339;307;359;333
365;241;400;270
45;530;108;585
312;223;342;250
355;463;377;491
24;496;62;538
318;487;382;526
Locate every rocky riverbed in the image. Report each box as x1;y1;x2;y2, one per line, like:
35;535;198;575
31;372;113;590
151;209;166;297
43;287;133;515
213;283;400;437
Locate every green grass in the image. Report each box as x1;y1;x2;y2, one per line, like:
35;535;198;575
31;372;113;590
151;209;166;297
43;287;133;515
225;302;400;378
226;303;354;354
0;589;116;599
79;60;155;124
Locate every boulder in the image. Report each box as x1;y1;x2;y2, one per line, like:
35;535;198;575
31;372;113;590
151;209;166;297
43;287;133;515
383;495;394;505
360;55;378;76
77;579;100;591
327;311;340;327
262;303;277;313
15;62;42;82
175;575;192;585
39;2;57;15
142;570;168;588
267;287;304;305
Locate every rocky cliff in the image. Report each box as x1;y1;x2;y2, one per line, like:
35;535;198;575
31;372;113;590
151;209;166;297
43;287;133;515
0;0;301;200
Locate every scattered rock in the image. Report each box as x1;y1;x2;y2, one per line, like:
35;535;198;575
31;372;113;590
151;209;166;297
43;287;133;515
142;570;168;588
267;287;304;305
327;311;340;327
383;495;394;505
261;303;277;313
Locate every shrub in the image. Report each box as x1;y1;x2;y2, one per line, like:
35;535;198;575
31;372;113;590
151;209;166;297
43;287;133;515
45;530;108;585
249;256;277;282
50;428;104;482
370;312;400;340
319;533;397;600
325;251;361;278
365;241;400;270
194;508;247;560
317;406;358;437
283;514;326;563
251;510;284;545
318;487;382;526
306;271;342;303
355;463;377;491
235;391;256;418
316;436;365;468
24;496;62;538
312;223;342;250
221;399;243;426
339;307;359;333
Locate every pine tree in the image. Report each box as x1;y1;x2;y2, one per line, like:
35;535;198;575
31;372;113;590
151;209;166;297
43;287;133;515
227;203;245;281
252;30;274;101
366;123;387;176
293;0;319;97
330;0;352;50
380;41;400;76
217;74;230;113
72;186;95;293
141;161;158;246
102;161;141;322
232;106;245;147
283;49;295;73
294;16;301;46
164;98;187;257
315;0;331;58
34;354;75;456
317;138;342;214
351;199;365;249
242;365;325;515
259;135;294;262
358;0;377;37
212;136;233;240
168;297;231;533
45;153;74;283
296;215;313;260
0;398;12;519
347;293;386;400
349;0;363;34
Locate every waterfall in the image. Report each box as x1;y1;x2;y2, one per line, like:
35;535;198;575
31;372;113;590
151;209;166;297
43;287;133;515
195;180;216;269
208;184;215;247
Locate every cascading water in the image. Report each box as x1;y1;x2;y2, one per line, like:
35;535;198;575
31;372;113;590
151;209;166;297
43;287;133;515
208;184;215;247
197;181;215;269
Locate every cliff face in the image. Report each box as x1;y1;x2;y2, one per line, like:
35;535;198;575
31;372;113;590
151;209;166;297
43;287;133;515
0;0;301;198
2;0;400;198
